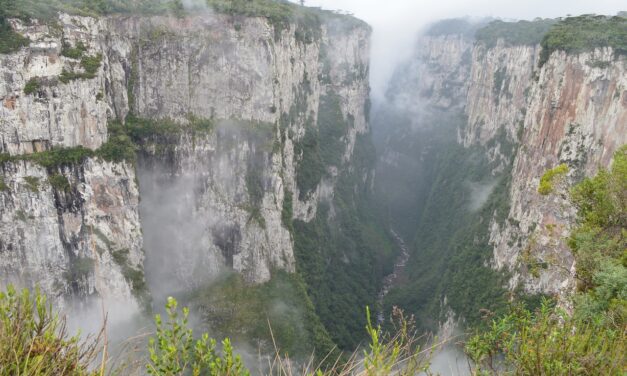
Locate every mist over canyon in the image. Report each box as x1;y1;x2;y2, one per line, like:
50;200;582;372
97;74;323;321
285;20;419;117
0;0;625;374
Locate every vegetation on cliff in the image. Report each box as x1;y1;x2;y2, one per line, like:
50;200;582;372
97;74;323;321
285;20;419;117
0;0;366;41
537;163;569;195
0;0;29;54
475;18;556;47
425;18;485;37
467;146;627;374
539;14;627;66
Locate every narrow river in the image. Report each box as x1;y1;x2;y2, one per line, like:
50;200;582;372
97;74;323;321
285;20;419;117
376;229;410;324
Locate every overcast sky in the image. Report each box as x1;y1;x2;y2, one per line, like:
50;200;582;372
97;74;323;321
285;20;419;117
291;0;625;98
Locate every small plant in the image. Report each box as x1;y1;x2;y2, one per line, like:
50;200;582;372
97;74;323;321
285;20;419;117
362;306;433;375
97;122;137;163
61;40;87;59
538;163;569;195
59;54;102;83
49;173;70;192
146;297;250;376
81;53;103;75
0;176;8;192
23;176;40;192
27;146;93;168
23;77;41;95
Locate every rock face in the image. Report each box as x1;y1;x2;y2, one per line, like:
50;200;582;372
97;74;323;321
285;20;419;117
390;25;627;308
490;49;627;296
0;159;143;312
0;10;371;311
403;32;626;299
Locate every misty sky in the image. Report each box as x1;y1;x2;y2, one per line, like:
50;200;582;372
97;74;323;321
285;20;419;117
291;0;626;98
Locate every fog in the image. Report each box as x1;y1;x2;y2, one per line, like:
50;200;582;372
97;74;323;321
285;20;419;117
294;0;625;99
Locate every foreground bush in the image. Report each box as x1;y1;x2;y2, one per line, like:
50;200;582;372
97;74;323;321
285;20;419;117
147;297;249;376
466;301;625;375
0;286;102;376
148;301;435;376
0;284;436;375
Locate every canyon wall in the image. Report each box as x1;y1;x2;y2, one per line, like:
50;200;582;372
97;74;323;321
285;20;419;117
490;48;627;296
375;17;626;335
0;9;371;313
387;26;626;307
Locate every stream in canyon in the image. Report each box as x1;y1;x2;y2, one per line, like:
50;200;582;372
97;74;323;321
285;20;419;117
376;229;410;324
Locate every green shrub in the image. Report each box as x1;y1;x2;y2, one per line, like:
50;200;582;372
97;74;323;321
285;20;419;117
81;53;102;74
568;146;626;323
125;115;181;143
0;10;29;54
23;176;40;192
59;54;102;83
48;173;70;192
539;15;627;67
468;146;627;374
0;177;8;192
0;146;96;171
61;40;87;59
206;0;293;32
466;301;626;375
154;295;433;375
147;296;250;376
281;189;294;233
27;146;93;168
97;121;137;163
23;77;41;95
0;285;103;375
538;163;569;195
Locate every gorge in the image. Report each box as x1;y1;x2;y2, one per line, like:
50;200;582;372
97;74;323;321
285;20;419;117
0;1;625;374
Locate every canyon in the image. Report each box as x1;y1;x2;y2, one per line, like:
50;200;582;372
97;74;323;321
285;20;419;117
0;3;625;363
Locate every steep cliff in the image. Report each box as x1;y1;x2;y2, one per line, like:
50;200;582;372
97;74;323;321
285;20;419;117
377;16;626;330
0;3;372;331
491;47;627;297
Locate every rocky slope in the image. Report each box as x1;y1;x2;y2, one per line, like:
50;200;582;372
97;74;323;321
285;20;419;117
0;8;371;315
